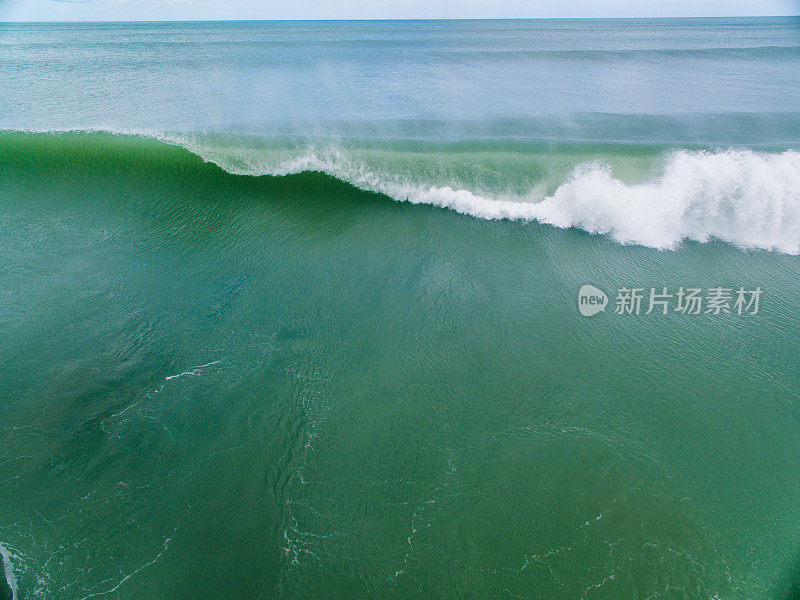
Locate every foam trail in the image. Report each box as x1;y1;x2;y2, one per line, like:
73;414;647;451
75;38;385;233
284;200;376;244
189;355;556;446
0;543;18;600
165;360;222;381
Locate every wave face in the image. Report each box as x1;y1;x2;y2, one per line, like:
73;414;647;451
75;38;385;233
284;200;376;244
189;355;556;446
5;130;799;254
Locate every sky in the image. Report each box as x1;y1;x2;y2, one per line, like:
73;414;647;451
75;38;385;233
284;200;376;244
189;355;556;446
0;0;797;21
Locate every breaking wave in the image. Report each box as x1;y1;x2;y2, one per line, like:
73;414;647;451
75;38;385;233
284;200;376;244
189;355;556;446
3;129;800;253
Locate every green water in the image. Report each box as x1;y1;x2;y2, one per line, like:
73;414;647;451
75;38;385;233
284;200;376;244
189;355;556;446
1;132;800;599
2;14;800;600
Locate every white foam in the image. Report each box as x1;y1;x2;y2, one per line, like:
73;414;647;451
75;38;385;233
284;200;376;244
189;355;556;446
0;543;18;600
164;360;222;381
530;150;800;253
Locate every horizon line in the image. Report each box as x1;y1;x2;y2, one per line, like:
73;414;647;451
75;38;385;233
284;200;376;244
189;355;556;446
1;14;798;23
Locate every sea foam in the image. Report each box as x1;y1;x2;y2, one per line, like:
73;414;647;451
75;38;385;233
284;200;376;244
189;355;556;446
0;543;18;600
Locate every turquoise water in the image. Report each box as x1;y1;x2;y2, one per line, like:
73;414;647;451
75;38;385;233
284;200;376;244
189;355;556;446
1;18;800;600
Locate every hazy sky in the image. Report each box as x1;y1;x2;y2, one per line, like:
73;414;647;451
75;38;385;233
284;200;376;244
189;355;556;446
0;0;797;21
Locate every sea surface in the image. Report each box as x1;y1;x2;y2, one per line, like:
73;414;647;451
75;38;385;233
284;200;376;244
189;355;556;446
1;18;799;600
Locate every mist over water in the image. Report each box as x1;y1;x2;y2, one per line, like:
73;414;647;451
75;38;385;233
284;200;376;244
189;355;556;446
1;18;800;600
3;18;800;134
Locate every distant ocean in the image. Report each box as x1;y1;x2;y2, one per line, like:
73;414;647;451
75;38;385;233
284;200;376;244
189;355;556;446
1;18;800;600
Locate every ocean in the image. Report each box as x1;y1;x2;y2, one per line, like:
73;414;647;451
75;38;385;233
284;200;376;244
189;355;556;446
0;18;799;600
